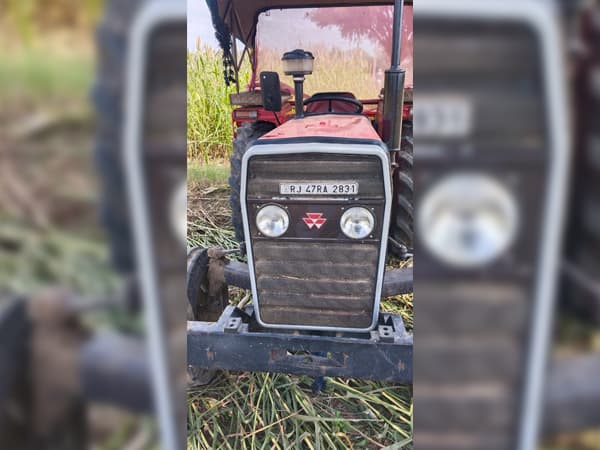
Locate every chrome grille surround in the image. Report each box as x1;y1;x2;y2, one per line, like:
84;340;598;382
241;142;392;332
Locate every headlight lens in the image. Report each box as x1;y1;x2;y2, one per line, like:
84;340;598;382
170;179;187;247
256;205;289;238
419;174;519;267
340;207;375;239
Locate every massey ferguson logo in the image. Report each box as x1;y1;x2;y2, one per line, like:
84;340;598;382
303;213;327;229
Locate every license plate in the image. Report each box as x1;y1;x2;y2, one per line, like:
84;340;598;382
280;182;358;195
414;94;473;138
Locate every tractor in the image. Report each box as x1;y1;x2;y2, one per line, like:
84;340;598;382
2;1;600;450
186;0;414;377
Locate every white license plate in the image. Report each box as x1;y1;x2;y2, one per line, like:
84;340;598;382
280;182;358;195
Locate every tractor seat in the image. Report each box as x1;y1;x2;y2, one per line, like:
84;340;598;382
304;92;363;114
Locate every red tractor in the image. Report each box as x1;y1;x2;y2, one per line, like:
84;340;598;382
208;0;414;259
190;0;414;334
187;0;414;393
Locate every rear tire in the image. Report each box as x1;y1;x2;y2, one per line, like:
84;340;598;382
229;121;277;244
389;121;414;257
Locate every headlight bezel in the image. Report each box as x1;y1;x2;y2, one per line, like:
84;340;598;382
340;206;376;240
256;204;290;238
418;172;520;268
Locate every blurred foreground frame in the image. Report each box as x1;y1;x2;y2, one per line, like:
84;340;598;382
2;2;600;450
2;0;188;449
414;1;600;450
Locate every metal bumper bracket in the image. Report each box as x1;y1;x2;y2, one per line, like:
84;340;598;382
188;305;413;383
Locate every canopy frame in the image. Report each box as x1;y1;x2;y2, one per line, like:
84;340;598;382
206;0;410;90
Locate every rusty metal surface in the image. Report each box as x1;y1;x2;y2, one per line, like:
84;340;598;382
188;305;412;382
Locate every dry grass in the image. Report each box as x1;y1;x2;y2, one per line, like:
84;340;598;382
259;46;385;100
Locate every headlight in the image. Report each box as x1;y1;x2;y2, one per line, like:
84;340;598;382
256;205;289;238
340;207;375;239
170;179;187;247
418;173;519;267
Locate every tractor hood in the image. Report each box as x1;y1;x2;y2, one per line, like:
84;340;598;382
207;0;410;47
258;114;382;142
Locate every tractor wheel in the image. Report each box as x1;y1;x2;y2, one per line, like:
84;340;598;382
186;247;228;386
389;121;414;257
187;246;227;322
93;0;145;273
229;121;277;245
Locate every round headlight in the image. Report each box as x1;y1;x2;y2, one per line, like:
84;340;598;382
170;179;187;247
418;173;519;268
256;205;289;238
340;207;375;240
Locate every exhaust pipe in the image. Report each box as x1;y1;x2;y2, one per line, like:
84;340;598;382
383;0;406;152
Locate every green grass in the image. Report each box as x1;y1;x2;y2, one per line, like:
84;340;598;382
188;159;230;186
0;46;93;105
187;46;251;162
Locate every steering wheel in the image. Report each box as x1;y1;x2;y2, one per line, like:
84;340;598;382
304;95;364;114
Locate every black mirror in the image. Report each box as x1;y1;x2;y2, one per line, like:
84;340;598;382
260;71;282;112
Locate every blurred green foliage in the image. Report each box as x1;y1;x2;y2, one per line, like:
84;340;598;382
0;0;103;44
0;47;92;103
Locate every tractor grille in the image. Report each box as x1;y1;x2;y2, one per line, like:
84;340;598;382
244;150;389;331
253;242;378;328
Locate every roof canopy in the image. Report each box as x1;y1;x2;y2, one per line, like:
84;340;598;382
208;0;405;47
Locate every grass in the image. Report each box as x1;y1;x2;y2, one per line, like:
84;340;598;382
187;45;252;162
187;163;414;449
259;46;385;100
188;373;412;450
188;159;230;186
0;37;93;107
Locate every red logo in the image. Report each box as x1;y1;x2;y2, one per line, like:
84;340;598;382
303;213;327;229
